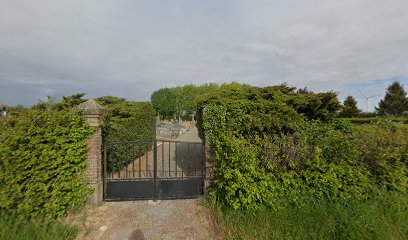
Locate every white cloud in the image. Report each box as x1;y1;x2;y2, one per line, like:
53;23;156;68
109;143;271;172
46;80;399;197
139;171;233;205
0;0;407;105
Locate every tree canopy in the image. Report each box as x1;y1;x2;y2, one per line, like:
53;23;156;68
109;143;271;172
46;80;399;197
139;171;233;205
339;96;361;118
151;82;341;121
376;81;408;116
150;83;219;120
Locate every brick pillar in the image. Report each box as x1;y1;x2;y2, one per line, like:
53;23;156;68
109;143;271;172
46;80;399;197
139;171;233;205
75;99;108;206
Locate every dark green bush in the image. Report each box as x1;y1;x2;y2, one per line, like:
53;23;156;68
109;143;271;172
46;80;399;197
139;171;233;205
340;117;408;124
96;96;156;143
95;96;156;172
0;105;93;220
352;123;408;192
198;85;407;210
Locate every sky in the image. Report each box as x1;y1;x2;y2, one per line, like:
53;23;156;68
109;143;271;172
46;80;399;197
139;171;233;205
0;0;407;111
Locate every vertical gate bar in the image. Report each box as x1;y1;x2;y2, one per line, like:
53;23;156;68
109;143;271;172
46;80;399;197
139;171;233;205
138;142;141;179
201;143;205;178
125;143;128;179
118;144;121;179
132;143;135;179
194;144;197;176
162;141;164;177
187;143;190;176
153;126;158;201
181;142;184;178
197;143;200;176
103;144;107;200
168;142;170;177
111;144;115;179
145;141;148;178
175;142;178;177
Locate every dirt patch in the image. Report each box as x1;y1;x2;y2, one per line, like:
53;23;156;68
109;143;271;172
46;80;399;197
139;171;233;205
68;199;222;240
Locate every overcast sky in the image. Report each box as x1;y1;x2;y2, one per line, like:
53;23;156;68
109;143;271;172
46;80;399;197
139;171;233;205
1;0;407;110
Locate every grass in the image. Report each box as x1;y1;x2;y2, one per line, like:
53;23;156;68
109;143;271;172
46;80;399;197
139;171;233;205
0;219;78;240
208;191;408;240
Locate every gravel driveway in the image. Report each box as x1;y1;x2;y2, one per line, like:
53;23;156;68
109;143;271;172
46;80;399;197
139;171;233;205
73;128;221;240
75;199;220;240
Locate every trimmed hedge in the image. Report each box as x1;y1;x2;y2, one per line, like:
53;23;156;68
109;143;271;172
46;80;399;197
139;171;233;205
198;85;408;210
339;117;408;124
0;106;93;220
96;96;156;143
95;96;156;172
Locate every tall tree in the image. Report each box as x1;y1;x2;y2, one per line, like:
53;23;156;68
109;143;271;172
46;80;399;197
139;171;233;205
150;84;220;120
339;96;361;118
150;88;178;119
376;81;408;116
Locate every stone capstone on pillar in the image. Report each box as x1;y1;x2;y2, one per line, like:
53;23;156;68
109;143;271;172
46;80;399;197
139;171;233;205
74;99;108;206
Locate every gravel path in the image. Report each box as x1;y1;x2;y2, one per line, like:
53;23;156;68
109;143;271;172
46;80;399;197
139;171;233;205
73;128;221;240
75;199;220;240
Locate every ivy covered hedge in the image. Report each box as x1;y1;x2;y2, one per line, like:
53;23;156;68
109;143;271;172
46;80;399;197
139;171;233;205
0;104;93;220
197;84;408;210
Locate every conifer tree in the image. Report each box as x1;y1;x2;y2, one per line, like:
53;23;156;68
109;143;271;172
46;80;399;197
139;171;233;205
376;81;408;116
339;96;361;117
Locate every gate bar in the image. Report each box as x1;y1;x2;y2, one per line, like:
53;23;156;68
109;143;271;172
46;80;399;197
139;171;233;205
153;124;158;201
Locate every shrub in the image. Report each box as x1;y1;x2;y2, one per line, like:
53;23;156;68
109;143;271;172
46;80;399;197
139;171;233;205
352;123;408;192
198;85;407;210
95;96;156;172
340;117;408;125
0;104;93;220
96;96;156;143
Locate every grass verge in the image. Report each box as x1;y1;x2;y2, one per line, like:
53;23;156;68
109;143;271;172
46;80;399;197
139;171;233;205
0;219;78;240
207;191;408;240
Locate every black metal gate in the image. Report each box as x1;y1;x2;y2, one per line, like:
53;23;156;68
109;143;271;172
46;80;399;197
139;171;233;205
103;139;205;201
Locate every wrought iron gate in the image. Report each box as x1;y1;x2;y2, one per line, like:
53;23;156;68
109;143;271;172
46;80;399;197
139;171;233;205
103;139;205;200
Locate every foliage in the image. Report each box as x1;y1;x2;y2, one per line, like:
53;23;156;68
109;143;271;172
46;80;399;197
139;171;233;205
150;88;178;118
292;91;341;121
6;104;28;118
339;117;408;125
198;84;407;210
357;111;378;118
32;93;87;111
150;83;220;120
0;102;93;221
95;96;156;172
0;219;78;240
339;96;361;118
96;96;155;143
152;82;341;121
352;123;408;192
207;191;408;240
376;81;408;116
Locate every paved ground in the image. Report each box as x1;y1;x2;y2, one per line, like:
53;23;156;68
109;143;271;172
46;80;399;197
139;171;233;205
72;128;221;240
173;128;201;142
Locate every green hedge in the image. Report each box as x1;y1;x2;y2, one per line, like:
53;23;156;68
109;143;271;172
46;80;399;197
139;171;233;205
198;86;408;210
0;106;93;220
339;117;408;124
95;96;156;172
